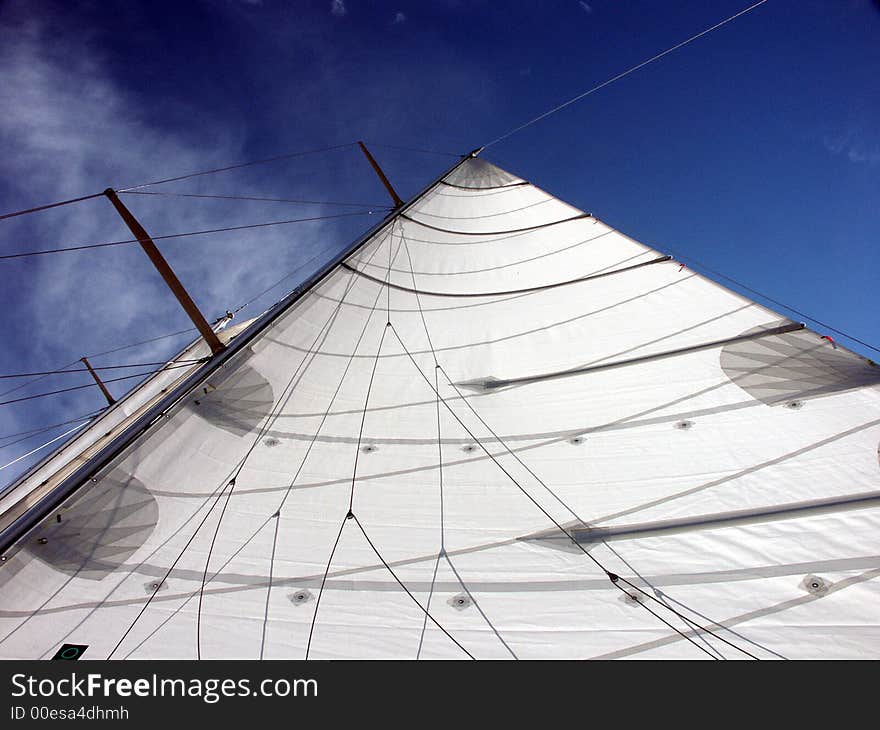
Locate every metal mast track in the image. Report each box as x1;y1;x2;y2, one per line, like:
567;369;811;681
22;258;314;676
0;152;474;556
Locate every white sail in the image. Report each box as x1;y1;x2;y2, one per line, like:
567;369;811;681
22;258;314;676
1;155;878;659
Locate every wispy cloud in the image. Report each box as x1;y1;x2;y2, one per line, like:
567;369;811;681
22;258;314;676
823;127;880;166
392;11;406;25
331;0;347;17
0;14;356;483
578;1;593;13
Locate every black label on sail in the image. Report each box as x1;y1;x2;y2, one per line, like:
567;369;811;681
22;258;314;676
51;643;88;660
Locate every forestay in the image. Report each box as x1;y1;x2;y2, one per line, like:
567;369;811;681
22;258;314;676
1;157;878;659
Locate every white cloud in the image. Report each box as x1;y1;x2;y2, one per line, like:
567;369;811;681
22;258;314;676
393;11;406;24
0;17;348;483
823;127;880;166
579;1;592;13
331;0;347;17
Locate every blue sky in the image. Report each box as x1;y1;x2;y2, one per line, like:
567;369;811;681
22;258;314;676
1;0;878;486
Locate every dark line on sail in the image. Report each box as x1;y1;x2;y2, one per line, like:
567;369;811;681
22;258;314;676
388;324;733;660
259;514;281;660
341;255;670;299
351;514;475;659
194;252;391;658
115;259;373;659
438;181;529;191
400;212;590;236
412;198;551;221
304;239;394;660
439;365;756;659
398;229;517;659
305;516;348;660
119;516;274;659
348;230;618;276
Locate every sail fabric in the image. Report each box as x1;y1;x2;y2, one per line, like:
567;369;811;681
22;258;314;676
1;157;879;659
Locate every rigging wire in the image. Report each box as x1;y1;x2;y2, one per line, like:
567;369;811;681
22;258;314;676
0;410;104;447
482;0;770;149
0;328;197;401
0;422;91;473
669;249;880;357
0;362;198;408
0;237;342;403
116;142;358;191
0;193;104;223
361;141;461;158
120;190;391;209
0;210;380;261
0;359;203;380
0;143;359;222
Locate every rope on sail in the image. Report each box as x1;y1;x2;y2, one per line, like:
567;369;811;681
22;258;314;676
389;323;761;659
438;365;765;660
112;259;375;659
398;225;520;659
351;513;476;659
395;214;753;658
482;0;771;149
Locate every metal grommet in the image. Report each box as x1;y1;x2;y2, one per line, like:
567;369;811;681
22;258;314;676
290;589;313;605
361;444;377;454
264;437;281;448
801;574;828;596
37;538;48;545
448;593;471;610
785;400;803;410
569;436;585;445
675;420;694;430
461;443;476;453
